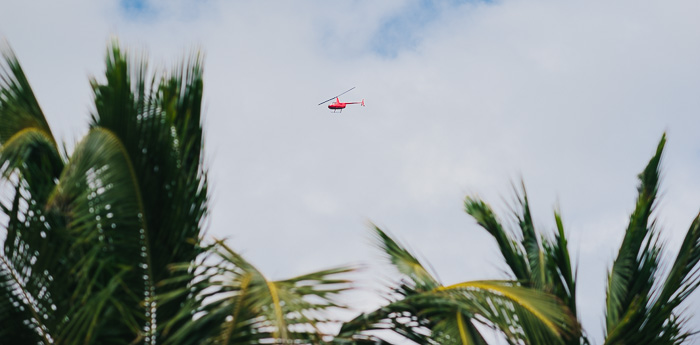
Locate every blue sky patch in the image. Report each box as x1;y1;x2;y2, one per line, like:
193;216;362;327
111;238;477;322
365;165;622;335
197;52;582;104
370;0;474;58
119;0;157;19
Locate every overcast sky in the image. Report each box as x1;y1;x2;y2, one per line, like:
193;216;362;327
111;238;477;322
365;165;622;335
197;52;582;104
2;0;700;343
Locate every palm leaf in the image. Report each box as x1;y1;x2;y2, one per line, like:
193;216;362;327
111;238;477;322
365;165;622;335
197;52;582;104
464;198;530;281
604;135;665;340
161;241;353;345
340;228;577;345
601;134;700;344
652;213;700;314
0;44;68;345
431;312;488;345
0;45;62;201
548;210;577;315
466;184;588;345
438;280;576;343
373;226;440;292
513;184;547;289
87;42;208;343
46;128;149;344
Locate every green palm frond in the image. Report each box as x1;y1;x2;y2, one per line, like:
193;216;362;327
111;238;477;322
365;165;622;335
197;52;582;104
161;241;353;345
0;179;67;344
340;228;577;345
464;198;530;281
0;45;62;201
0;46;56;146
373;226;440;292
431;312;488;345
89;41;208;268
45;128;149;344
604;135;664;341
547;210;577;315
604;134;700;345
84;42;208;343
0;45;67;344
466;187;584;344
514;184;547;289
438;280;576;343
658;214;700;299
464;134;700;345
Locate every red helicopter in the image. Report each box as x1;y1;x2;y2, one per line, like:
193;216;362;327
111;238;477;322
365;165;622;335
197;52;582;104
318;87;365;113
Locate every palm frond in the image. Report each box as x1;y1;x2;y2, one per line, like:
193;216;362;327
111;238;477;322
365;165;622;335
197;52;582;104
46;128;150;344
338;293;437;345
466;187;586;344
655;213;700;308
161;241;353;345
373;226;439;292
341;228;578;345
0;44;62;202
547;210;577;315
431;312;488;345
604;135;665;338
87;41;209;343
342;279;577;345
0;45;68;345
605;213;700;345
514;184;547;289
438;280;576;343
0;45;56;146
464;198;530;280
0;242;53;344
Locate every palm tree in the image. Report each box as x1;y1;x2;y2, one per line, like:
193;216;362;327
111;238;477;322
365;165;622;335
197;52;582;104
337;227;579;344
464;135;700;344
0;42;351;345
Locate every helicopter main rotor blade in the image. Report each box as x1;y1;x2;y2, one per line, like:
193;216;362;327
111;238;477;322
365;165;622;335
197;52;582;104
318;87;356;105
318;97;337;106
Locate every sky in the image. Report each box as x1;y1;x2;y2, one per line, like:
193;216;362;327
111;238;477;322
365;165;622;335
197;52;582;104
2;0;700;343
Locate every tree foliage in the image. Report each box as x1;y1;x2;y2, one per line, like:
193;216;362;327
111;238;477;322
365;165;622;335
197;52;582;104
465;135;700;345
337;227;579;344
0;42;350;345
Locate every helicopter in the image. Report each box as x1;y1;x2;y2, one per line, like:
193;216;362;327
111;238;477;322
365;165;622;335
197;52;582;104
318;87;365;113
